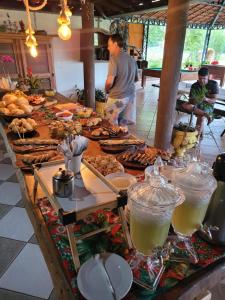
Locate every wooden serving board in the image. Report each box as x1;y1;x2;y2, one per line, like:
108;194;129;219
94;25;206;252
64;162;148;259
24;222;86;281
83;130;130;141
100;144;134;154
7;130;39;140
116;156;149;170
0;112;32;122
16;151;63;172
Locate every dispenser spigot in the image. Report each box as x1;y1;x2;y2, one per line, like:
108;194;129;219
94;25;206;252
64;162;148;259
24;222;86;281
199;224;219;240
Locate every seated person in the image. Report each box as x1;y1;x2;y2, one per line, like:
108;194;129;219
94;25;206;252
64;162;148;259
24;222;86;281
181;67;219;136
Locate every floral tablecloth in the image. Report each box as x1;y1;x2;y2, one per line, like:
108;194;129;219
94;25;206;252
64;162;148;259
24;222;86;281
38;197;225;299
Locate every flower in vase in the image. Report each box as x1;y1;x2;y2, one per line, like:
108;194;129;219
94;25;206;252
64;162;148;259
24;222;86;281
0;55;15;90
0;55;14;75
26;67;41;90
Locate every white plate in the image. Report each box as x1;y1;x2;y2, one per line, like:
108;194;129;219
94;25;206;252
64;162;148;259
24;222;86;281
77;253;133;300
105;172;137;191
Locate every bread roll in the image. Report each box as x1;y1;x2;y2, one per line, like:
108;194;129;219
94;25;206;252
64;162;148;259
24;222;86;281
2;93;17;103
19;104;33;113
0;101;6;108
23;120;33;131
10;108;25;115
7;103;17;110
0;108;10;115
16;97;29;106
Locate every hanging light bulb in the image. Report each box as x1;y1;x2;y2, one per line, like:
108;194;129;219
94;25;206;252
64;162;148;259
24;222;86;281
64;6;72;17
58;24;72;40
58;10;70;25
25;34;38;48
30;45;38;58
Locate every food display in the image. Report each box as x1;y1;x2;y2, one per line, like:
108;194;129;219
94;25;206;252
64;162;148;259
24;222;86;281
13;144;58;154
8;118;37;134
49;120;82;139
55;110;73;121
54;102;80;111
0;91;33;116
27;95;45;106
79;117;102;127
84;155;124;176
86;125;129;140
117;147;171;169
21;151;57;165
99;139;145;146
13;138;60;146
99;138;145;153
76;107;93;118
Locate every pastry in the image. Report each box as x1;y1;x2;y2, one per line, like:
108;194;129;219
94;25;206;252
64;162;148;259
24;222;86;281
13;138;59;146
22;151;56;165
84;155;124;176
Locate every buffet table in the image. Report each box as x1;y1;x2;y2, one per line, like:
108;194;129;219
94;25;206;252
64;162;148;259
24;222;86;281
141;68;198;87
1;92;225;300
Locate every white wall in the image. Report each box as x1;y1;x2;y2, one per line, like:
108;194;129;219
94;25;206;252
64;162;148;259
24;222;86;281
0;9;110;95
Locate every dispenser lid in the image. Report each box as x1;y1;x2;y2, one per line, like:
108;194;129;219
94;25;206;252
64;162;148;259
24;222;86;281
173;162;216;191
213;153;225;182
53;168;74;181
128;173;184;209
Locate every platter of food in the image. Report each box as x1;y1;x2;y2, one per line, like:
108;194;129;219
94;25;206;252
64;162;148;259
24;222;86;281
0;91;33;121
83;125;129;140
83;154;124;176
7;118;38;139
117;147;171;170
99;139;145;153
75;107;93;118
27;95;46;106
78;117;102;128
13;138;60;146
48;120;82;139
13;138;62;171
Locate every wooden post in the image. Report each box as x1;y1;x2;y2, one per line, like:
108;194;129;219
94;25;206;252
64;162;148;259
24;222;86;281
81;1;95;108
154;0;190;150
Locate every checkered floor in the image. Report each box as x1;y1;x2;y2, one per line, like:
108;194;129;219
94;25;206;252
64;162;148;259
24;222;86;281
0;141;56;300
0;81;225;300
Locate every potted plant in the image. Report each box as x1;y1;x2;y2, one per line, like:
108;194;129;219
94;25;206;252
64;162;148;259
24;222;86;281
95;89;106;117
172;122;198;157
26;67;41;94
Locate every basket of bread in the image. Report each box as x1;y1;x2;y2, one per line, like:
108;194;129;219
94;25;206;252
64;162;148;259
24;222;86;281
0;91;33;120
8;118;38;138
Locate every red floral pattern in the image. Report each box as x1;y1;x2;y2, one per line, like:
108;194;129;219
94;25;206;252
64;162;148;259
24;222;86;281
37;197;225;299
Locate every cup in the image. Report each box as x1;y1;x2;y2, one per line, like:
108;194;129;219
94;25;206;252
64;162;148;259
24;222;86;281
68;154;82;174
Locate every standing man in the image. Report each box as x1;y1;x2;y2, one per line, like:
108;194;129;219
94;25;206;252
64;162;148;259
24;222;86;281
105;34;138;125
182;67;219;137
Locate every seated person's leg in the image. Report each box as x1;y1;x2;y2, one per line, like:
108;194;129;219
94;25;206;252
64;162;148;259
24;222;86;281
181;102;195;113
196;115;205;137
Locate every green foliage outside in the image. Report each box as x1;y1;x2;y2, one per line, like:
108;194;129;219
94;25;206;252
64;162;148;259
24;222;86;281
182;29;206;67
208;30;225;61
146;26;225;68
148;25;165;47
147;25;165;68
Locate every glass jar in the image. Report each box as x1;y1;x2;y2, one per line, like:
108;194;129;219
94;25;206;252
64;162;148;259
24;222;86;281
128;175;184;256
171;162;217;237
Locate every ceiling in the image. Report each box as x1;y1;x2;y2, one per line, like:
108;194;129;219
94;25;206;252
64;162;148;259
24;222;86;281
132;0;225;29
0;0;168;17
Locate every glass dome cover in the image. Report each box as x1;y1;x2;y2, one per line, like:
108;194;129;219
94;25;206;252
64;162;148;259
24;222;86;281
128;173;184;210
172;161;217;192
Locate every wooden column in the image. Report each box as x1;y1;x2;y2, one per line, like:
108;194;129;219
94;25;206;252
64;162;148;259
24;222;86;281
154;0;190;150
81;1;95;108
